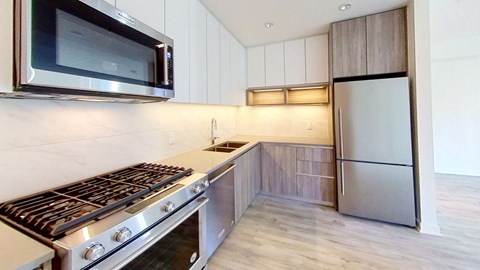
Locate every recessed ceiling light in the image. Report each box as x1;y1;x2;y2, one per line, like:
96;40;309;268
264;21;274;29
339;3;351;11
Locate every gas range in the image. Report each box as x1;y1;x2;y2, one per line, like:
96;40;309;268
0;163;209;270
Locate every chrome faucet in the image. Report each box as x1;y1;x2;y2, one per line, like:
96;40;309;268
211;117;219;144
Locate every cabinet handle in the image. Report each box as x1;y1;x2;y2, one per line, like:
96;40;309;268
338;109;344;159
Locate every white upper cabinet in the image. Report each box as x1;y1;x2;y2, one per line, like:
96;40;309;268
265;43;285;86
207;13;221;104
247;34;329;88
306;35;329;83
247;47;265;88
165;0;190;103
116;0;165;33
230;37;247;105
189;0;207;104
0;0;13;92
220;26;232;105
284;39;306;85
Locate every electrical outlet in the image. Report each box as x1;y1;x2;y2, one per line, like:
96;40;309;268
307;120;313;130
169;132;175;145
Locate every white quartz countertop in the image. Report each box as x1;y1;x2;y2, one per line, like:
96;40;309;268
158;135;333;174
0;222;54;270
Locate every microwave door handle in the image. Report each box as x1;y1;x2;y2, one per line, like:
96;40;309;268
162;45;169;86
154;45;169;86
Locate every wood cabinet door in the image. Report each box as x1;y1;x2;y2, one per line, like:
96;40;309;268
296;175;335;205
331;17;367;78
296;146;336;206
234;153;249;223
234;145;261;223
366;8;407;74
248;145;261;204
261;144;296;196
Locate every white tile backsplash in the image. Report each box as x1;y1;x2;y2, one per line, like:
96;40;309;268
236;105;332;139
0;98;332;201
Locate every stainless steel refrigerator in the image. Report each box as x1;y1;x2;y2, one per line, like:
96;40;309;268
334;77;415;227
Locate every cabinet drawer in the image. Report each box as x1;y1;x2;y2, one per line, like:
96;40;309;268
296;160;335;177
296;175;335;205
296;147;334;162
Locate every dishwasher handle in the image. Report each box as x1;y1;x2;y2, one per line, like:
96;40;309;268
209;164;236;184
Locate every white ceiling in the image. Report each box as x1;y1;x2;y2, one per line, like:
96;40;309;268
199;0;409;47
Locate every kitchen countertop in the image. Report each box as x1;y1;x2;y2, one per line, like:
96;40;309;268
0;222;54;270
159;135;333;174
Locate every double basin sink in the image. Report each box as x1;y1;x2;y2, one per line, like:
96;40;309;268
203;141;248;153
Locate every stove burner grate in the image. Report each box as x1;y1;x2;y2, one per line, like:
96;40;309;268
0;163;192;239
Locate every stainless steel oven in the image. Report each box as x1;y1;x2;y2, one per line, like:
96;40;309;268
0;163;210;270
90;196;208;270
12;0;174;102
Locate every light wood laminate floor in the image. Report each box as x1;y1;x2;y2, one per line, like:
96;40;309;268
208;174;480;269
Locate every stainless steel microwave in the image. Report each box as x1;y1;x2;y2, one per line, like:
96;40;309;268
11;0;174;102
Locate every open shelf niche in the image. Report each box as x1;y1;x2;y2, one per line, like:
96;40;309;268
246;84;329;106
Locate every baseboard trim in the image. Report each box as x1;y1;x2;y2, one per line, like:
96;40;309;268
416;218;442;236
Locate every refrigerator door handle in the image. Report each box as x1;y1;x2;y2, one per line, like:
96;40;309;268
340;161;345;195
338;108;345;158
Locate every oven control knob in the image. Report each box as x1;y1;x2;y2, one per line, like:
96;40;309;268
114;227;132;243
201;179;210;188
163;201;176;213
191;185;202;194
83;243;105;261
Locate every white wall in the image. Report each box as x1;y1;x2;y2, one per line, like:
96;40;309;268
430;0;480;176
407;0;440;235
0;99;237;201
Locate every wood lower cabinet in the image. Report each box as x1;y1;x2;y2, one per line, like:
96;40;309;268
261;143;336;206
296;147;336;206
234;145;261;223
296;175;335;205
261;144;297;197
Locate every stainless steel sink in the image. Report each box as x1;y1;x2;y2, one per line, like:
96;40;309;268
203;141;248;153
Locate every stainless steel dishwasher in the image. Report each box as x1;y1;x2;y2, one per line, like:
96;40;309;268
205;163;236;259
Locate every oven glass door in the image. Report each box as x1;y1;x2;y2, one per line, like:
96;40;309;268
87;197;207;270
120;212;200;270
30;0;173;89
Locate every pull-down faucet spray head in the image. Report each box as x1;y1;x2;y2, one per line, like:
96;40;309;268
211;117;219;144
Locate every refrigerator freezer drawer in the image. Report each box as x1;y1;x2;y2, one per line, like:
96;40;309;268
337;161;415;226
